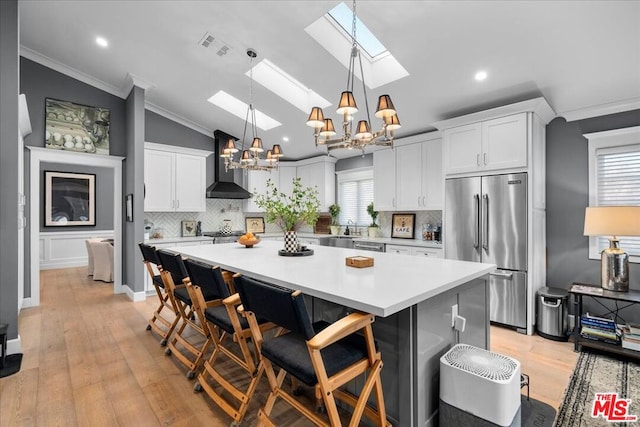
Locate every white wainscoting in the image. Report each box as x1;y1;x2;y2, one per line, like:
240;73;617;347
40;230;114;270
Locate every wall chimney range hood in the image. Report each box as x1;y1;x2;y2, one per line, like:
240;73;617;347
206;130;251;199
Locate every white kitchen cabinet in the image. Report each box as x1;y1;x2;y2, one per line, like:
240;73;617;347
295;158;336;212
373;148;396;210
278;165;297;197
144;143;211;212
395;139;443;210
386;243;443;258
244;168;278;212
443;113;527;175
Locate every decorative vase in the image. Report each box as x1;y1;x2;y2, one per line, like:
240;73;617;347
283;230;299;253
368;227;379;238
330;225;341;235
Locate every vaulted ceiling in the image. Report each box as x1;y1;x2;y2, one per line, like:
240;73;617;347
19;1;640;160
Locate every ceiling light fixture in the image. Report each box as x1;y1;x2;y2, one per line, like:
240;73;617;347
221;48;282;172
475;70;488;81
305;0;401;154
96;36;108;48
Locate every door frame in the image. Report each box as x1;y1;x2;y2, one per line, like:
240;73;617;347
26;146;124;307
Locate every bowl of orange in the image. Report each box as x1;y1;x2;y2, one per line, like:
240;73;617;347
238;232;260;248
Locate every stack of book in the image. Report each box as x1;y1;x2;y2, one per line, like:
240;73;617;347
621;324;640;351
580;313;619;344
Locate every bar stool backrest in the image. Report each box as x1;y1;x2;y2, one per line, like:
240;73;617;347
183;259;231;301
234;275;315;340
157;250;188;285
139;243;161;266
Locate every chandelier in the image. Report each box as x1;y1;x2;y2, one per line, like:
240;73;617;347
222;48;283;171
305;0;401;153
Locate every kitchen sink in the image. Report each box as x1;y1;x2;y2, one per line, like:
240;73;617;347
325;236;354;248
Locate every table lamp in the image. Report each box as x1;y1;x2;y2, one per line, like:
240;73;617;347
583;206;640;292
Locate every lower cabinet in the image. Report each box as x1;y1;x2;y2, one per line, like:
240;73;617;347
386;244;443;258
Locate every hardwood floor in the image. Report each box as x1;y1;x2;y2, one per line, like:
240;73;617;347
1;267;578;426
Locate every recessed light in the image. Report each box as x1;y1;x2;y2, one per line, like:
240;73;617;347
475;70;487;81
96;37;108;48
282;137;289;142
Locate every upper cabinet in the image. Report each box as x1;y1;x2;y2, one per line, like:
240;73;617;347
144;142;212;212
443;113;527;175
374;134;443;211
244;157;336;213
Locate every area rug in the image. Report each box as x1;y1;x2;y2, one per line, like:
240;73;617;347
554;350;640;426
0;353;23;378
440;395;556;427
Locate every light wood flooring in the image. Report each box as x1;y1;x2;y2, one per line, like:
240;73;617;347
1;267;577;426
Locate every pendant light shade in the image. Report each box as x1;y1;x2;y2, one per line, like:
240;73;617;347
223;138;238;154
240;150;251;163
354;120;372;140
384;113;402;131
266;150;276;163
319;119;337;138
250;137;264;153
336;91;358;115
306;107;325;129
272;144;284;158
375;95;397;119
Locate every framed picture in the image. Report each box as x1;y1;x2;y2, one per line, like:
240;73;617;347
182;220;197;237
44;98;110;155
391;213;416;239
245;217;265;234
125;194;133;222
44;171;96;226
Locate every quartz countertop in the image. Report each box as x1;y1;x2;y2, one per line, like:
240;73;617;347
145;236;213;245
168;240;494;317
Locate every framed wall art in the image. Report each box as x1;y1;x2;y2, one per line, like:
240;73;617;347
44;98;110;155
44;171;96;226
391;213;415;239
245;217;265;234
181;220;197;237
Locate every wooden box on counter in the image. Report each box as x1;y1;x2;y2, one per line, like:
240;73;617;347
345;256;374;268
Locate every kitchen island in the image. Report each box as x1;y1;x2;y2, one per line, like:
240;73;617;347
170;240;495;426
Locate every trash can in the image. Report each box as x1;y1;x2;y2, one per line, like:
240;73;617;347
536;287;569;341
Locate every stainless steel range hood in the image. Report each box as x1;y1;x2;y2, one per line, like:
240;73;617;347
206;130;251;199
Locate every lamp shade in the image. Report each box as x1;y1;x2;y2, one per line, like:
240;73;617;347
375;95;396;118
354;120;372;140
240;150;251;163
223;138;238;154
336;91;358;115
306;107;325;128
583;206;640;236
319;119;336;138
384;113;402;131
272;144;284;157
250;137;264;153
265;150;276;163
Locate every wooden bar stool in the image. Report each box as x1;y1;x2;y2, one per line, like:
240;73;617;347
234;275;391;427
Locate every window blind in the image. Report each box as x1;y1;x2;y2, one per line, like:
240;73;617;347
595;144;640;256
338;174;373;226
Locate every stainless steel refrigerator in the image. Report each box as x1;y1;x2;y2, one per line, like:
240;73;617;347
445;173;527;330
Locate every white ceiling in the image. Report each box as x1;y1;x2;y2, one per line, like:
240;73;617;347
19;1;640;160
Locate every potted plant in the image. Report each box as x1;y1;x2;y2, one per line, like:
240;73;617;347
367;202;379;238
328;203;341;235
254;177;320;253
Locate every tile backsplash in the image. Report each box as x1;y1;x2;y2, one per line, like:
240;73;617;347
145;200;441;240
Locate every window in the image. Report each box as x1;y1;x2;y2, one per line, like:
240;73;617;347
586;126;640;263
336;168;373;226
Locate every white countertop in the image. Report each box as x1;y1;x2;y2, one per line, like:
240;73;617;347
145;236;213;245
167;240;494;317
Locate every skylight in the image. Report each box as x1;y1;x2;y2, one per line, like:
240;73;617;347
305;3;409;89
207;91;281;131
247;59;331;113
327;2;386;58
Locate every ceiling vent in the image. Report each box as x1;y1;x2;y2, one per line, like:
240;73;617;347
216;45;230;56
198;32;215;48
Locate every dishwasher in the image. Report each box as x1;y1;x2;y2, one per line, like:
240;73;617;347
353;241;385;252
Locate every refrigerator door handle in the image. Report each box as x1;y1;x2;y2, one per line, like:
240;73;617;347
489;271;513;279
473;194;480;248
482;194;489;250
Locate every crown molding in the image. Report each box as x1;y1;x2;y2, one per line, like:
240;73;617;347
558;97;640;122
20;45;126;98
144;102;212;137
122;72;156;96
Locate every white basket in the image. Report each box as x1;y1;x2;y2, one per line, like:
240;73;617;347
440;344;521;426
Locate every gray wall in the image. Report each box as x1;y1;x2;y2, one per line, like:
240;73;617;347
546;111;640;320
0;0;20;340
40;163;114;232
145;109;215;184
335;153;373;172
